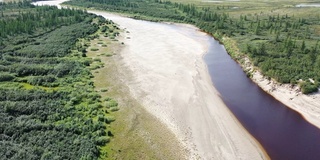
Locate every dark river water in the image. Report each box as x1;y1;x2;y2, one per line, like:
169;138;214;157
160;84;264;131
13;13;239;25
204;38;320;160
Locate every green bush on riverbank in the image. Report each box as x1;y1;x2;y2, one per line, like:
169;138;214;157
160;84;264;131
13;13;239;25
65;0;320;94
0;1;117;159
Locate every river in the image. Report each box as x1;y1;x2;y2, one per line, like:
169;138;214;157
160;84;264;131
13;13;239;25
32;0;320;159
205;39;320;160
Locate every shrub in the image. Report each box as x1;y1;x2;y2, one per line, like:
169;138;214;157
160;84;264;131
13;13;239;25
0;73;15;82
106;99;118;108
105;116;115;123
82;59;91;66
103;97;112;101
105;53;113;57
113;32;119;37
93;58;101;62
27;75;57;86
100;26;109;32
89;64;101;70
110;107;119;112
300;81;319;94
90;48;99;51
87;92;101;101
95;136;110;146
100;88;108;92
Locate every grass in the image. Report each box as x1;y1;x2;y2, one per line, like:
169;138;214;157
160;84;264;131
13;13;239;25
21;82;58;91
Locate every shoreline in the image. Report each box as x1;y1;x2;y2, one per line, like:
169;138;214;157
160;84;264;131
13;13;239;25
250;65;320;129
220;37;320;129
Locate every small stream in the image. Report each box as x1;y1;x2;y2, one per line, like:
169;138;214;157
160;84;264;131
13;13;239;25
205;39;320;160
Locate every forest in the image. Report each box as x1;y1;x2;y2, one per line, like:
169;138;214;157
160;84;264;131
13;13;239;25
65;0;320;94
0;1;117;159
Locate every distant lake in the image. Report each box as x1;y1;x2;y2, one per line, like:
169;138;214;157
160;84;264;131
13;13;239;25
202;0;240;3
296;3;320;7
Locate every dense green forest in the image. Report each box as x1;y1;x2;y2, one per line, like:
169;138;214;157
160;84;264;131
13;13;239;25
65;0;320;94
0;1;118;159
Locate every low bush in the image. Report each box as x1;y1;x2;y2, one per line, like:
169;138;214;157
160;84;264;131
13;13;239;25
300;82;319;94
90;48;99;51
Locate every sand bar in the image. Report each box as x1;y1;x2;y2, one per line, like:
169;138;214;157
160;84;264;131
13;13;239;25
90;11;268;159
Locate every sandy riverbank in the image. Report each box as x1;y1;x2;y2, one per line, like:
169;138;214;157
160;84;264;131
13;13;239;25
222;36;320;130
250;67;320;129
221;36;320;129
90;11;268;159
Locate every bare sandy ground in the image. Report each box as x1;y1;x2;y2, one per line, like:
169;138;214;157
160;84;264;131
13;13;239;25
33;0;268;159
89;11;268;159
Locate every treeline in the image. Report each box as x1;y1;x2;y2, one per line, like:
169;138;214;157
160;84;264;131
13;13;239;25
0;2;89;38
237;14;320;93
65;0;186;21
65;0;320;93
1;2;116;159
0;0;34;9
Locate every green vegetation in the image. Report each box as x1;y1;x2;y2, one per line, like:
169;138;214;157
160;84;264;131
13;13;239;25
0;1;119;159
91;48;100;51
65;0;320;94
